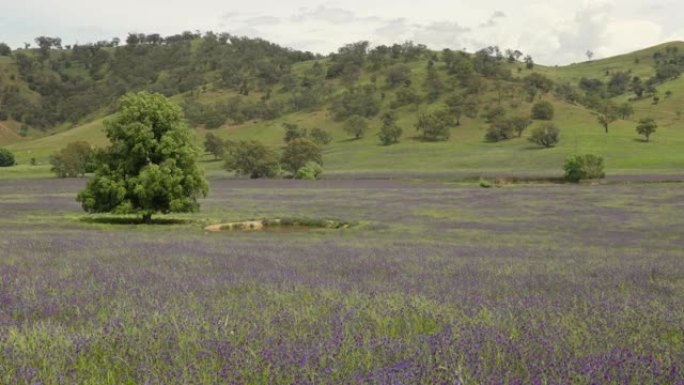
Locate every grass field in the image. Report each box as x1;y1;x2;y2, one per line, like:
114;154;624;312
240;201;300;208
1;177;684;384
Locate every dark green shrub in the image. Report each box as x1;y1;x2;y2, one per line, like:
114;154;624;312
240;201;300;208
531;101;554;120
415;110;451;141
281;138;322;174
485;119;515;142
563;154;605;182
528;123;560;148
310;128;332;145
224;140;280;178
50;141;94;177
0;148;15;167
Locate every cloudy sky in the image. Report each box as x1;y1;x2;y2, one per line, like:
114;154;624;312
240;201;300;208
1;0;682;65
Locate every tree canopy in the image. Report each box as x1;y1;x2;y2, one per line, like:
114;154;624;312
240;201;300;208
77;92;209;222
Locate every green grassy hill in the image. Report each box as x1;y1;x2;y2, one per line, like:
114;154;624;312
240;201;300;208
2;38;684;178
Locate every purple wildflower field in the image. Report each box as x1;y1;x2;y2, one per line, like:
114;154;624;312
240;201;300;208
1;177;684;384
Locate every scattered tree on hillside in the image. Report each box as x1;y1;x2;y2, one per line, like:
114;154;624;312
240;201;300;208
415;110;451;141
204;133;225;160
485;119;516;142
423;61;444;102
617;103;634;119
596;102;619;133
283;123;308;143
511;116;533;137
531;101;554;120
391;86;421;109
524;55;534;69
528;123;560;148
224;140;280;178
310;128;332;145
281;138;322;175
385;64;412;87
77;92;209;223
50;141;95;177
0;43;11;56
482;105;506;124
636;118;657;142
586;50;594;61
445;93;479;126
344;115;370;139
378;111;403;145
330;85;380;121
0;148;15;167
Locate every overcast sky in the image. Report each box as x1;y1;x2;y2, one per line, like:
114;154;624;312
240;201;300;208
1;0;682;65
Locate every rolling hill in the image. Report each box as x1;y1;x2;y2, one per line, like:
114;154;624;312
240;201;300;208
1;36;684;178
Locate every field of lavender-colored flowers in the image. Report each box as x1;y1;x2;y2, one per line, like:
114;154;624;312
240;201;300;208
1;177;683;384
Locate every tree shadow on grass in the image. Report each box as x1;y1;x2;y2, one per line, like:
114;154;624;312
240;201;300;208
632;138;651;143
80;216;193;225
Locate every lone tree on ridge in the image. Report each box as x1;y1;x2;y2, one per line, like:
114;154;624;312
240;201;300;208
77;92;209;223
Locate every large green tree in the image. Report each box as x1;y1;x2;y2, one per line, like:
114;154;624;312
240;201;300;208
77;92;209;223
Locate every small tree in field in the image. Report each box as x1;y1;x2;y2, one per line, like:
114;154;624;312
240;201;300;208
528;123;560;148
596;102;618;133
563;154;605;182
224;140;280;178
636;118;657;142
344;115;369;139
378;111;402;145
531;101;554;120
415;110;451;141
77;92;209;223
50;141;94;177
310;128;332;145
0;148;15;167
204;133;225;159
281;138;322;175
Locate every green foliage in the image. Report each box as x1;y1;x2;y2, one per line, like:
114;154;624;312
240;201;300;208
283;123;308;143
617;102;634;119
482;105;506;123
50;141;94;177
531;101;554;120
378;111;402;145
203;133;225;159
563;154;605;182
344;115;369;139
0;147;15;167
309;128;332;145
636;118;657;142
528;123;560;148
510;116;533;137
445;93;479;125
281;138;322;175
330;85;380;121
294;161;323;180
596;102;619;133
224;140;280;178
391;86;421;109
415;110;451;141
385;64;412;87
77;92;209;222
0;42;10;56
485;119;515;142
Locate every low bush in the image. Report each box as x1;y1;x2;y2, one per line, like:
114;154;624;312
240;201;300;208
563;154;605;182
0;148;16;167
